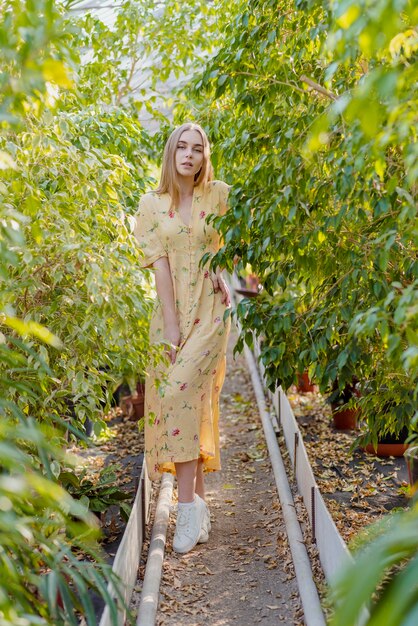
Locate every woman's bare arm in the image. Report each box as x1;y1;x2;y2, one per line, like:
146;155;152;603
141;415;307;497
153;257;180;363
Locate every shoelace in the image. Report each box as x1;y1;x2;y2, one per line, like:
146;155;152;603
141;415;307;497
176;506;193;534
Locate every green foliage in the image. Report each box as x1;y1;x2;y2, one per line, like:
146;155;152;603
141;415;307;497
0;0;77;127
69;0;224;123
0;411;129;625
1;0;230;620
329;498;418;626
1;104;154;430
0;1;159;623
179;0;417;444
1;0;416;621
60;463;133;522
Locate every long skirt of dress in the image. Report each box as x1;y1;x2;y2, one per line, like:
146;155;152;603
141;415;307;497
144;286;231;482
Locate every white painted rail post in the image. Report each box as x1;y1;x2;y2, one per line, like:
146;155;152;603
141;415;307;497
136;472;174;626
99;462;152;626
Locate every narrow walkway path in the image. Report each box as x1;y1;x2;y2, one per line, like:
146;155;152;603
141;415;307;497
132;327;303;625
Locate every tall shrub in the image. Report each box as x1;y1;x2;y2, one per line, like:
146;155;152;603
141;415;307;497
1;0;231;620
0;1;151;623
180;0;417;445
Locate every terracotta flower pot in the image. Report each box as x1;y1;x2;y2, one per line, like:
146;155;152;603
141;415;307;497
129;380;145;420
332;406;358;430
120;380;145;420
296;371;315;393
131;395;145;420
364;442;409;458
363;426;410;457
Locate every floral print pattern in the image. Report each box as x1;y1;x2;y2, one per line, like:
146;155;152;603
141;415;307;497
133;180;231;481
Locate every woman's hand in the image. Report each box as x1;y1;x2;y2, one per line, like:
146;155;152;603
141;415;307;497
164;322;181;364
152;257;181;364
210;268;231;306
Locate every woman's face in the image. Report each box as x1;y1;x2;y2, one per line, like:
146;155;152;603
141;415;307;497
175;129;204;179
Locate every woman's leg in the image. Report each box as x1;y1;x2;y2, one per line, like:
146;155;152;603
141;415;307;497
195;458;205;501
175;458;198;503
173;457;208;553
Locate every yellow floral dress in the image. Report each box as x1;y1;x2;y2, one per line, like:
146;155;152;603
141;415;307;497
133;180;231;481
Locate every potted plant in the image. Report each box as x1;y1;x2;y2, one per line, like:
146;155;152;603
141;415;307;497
327;379;360;430
363;425;409;458
358;388;414;458
119;377;146;421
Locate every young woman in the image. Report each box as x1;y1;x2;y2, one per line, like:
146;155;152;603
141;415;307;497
133;122;231;554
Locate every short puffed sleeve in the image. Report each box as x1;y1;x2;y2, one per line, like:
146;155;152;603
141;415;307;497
133;195;166;269
210;180;231;215
213;180;231;216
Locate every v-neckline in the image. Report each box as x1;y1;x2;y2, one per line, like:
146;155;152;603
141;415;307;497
177;186;196;229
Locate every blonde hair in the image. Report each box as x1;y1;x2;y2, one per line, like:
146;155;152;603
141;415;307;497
156;122;213;208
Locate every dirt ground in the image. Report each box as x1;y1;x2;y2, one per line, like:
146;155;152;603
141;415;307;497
131;327;304;625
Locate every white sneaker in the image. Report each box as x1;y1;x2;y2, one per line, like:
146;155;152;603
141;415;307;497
198;500;211;543
173;495;206;554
